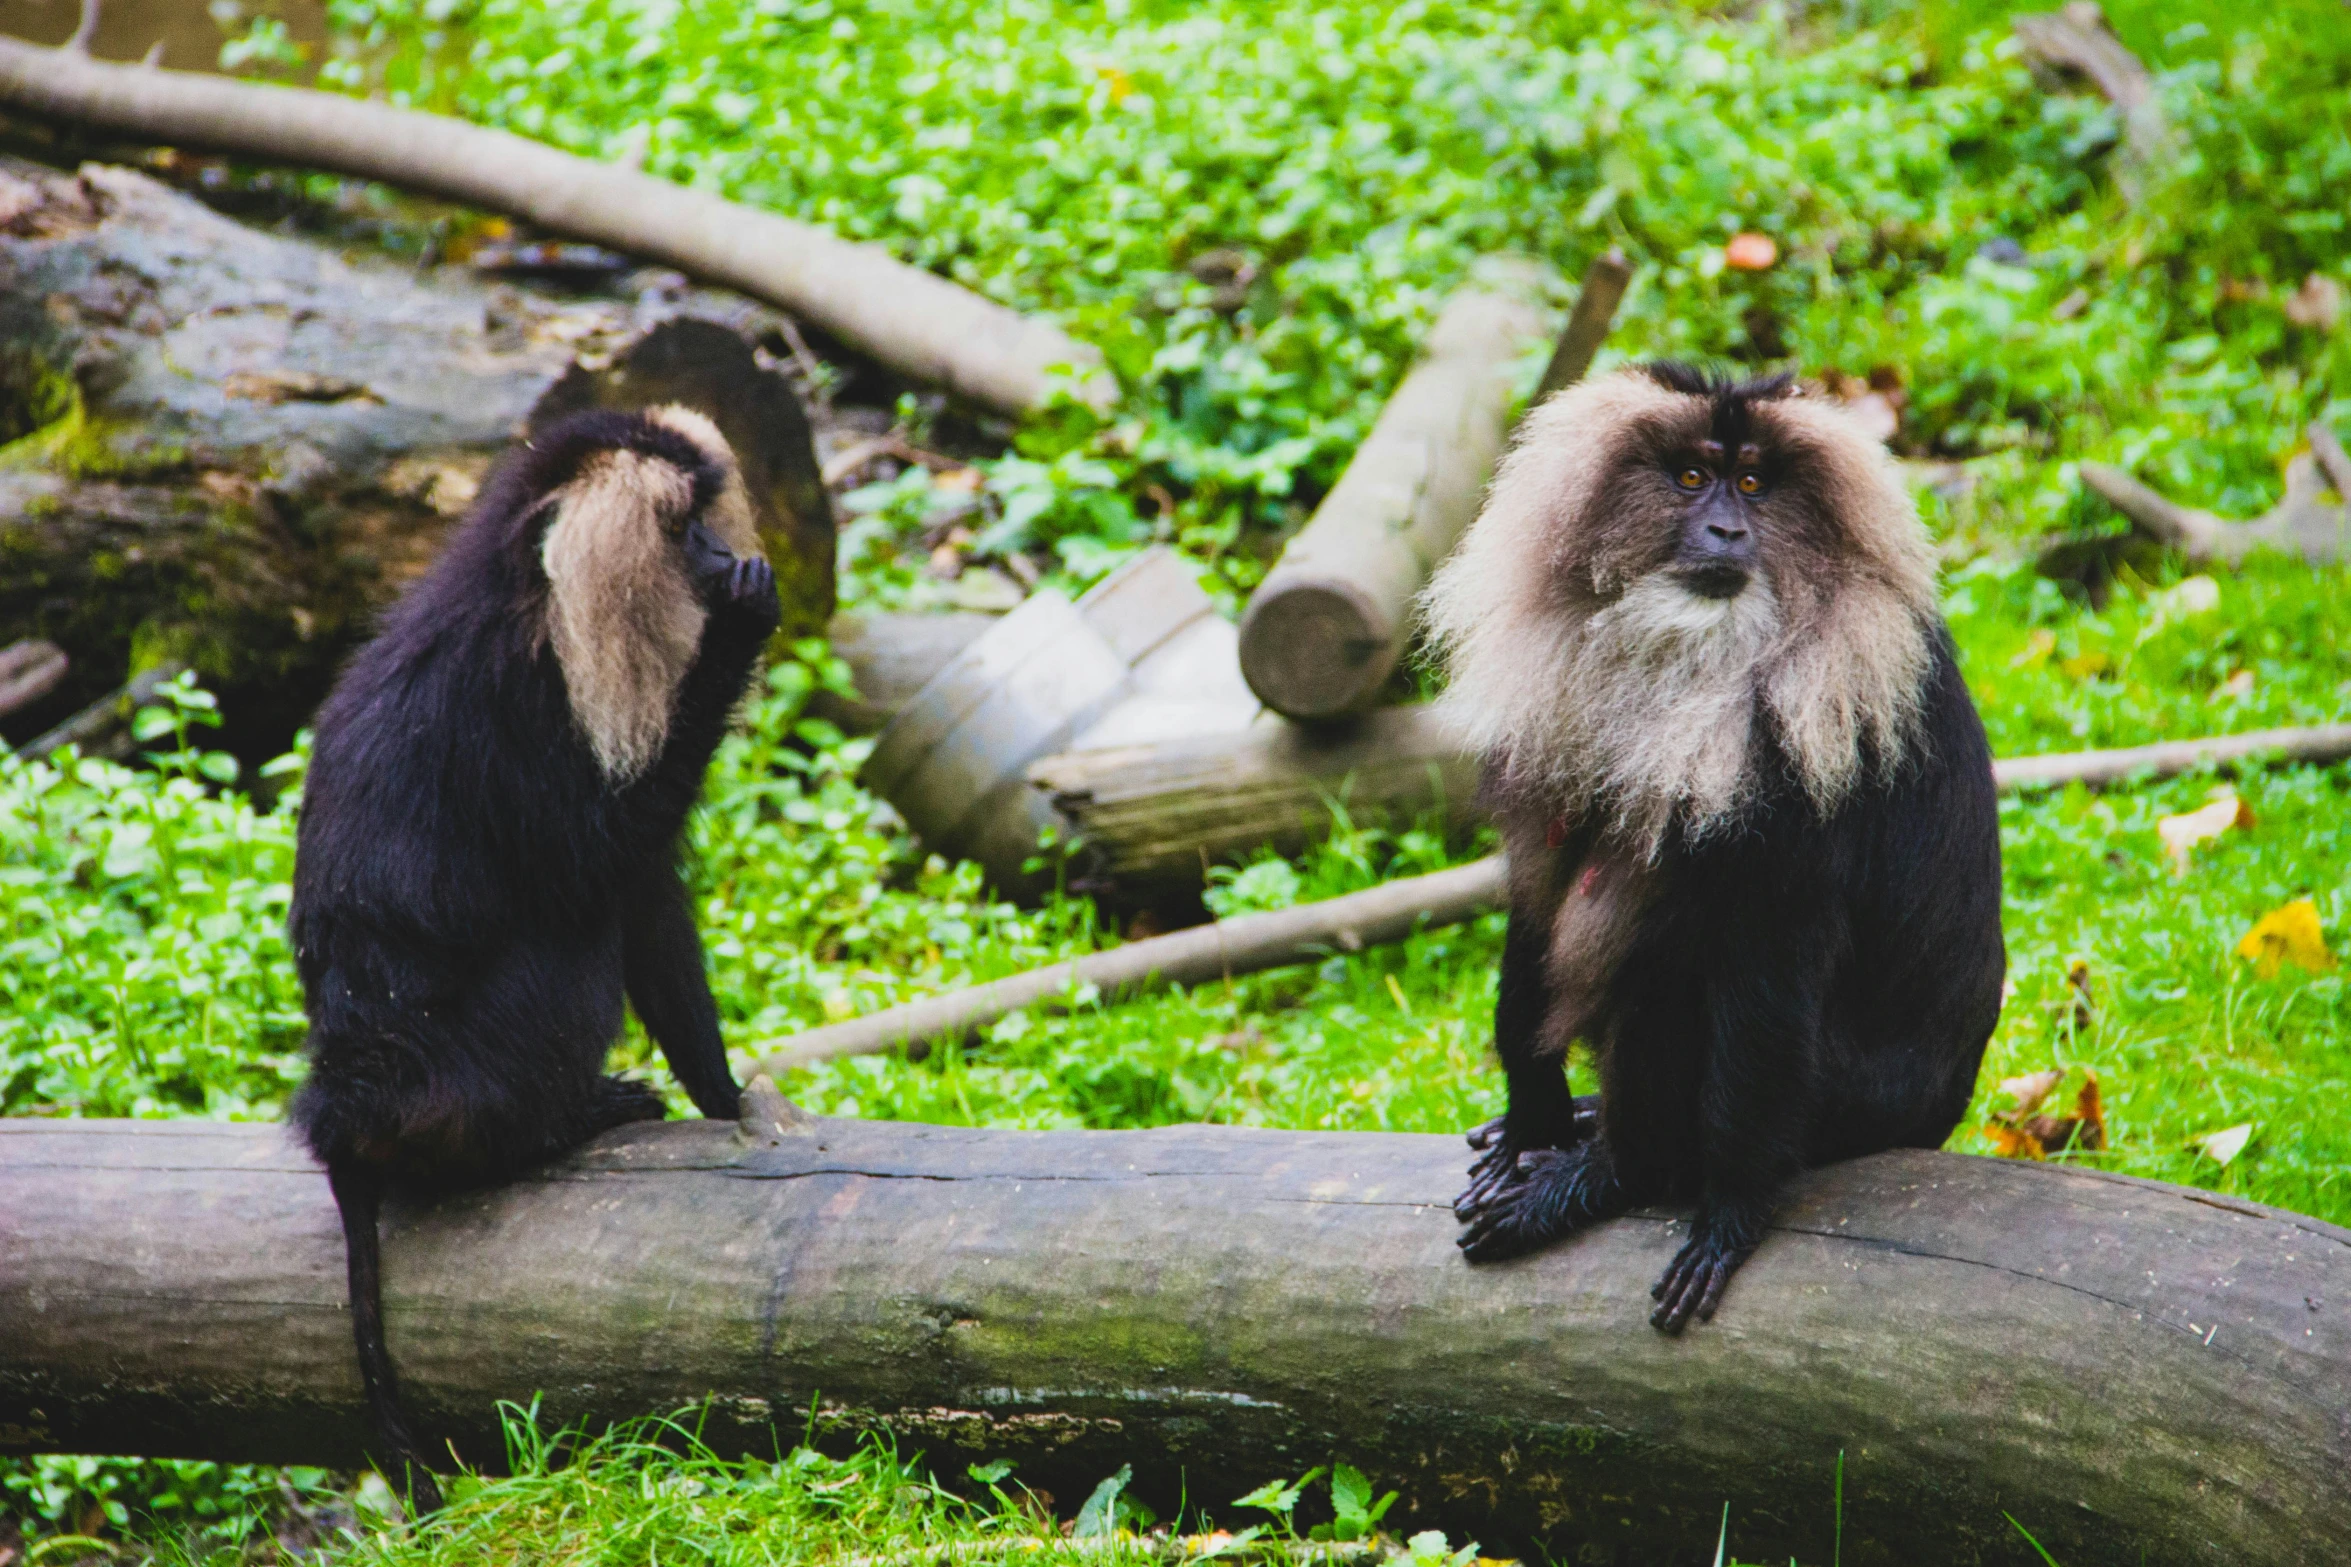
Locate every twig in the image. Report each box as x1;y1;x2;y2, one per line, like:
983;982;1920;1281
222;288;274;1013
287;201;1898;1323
757;719;2351;1070
16;661;186;763
65;0;99;56
2308;421;2351;504
2078;456;2345;566
0;35;1110;419
820;433;957;488
2012;3;2176;201
0;639;68;722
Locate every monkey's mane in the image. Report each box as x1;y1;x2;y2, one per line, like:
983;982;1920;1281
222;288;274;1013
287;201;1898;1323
526;406;764;783
1421;364;1939;851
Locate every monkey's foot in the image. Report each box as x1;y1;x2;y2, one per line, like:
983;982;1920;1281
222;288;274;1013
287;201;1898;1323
1649;1221;1757;1334
1457;1097;1600;1220
1456;1142;1624;1263
588;1074;669;1131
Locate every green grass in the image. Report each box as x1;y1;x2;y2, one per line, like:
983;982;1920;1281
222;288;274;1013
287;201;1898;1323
4;0;2349;1556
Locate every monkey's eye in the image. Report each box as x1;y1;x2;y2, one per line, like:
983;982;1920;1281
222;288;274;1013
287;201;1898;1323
1735;470;1765;496
1674;467;1709;491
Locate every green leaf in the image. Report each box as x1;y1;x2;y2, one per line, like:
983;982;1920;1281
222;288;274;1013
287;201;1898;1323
1074;1463;1131;1538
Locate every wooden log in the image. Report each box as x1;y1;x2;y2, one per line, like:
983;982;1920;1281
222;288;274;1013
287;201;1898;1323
1029;703;1470;898
0;30;1110;419
1235;260;1558;721
1990;721;2351;790
755;857;1505;1072
18;659;184;761
2;1114;2347;1565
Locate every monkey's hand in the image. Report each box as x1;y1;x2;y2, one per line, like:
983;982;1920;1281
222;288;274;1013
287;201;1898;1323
1456;1141;1623;1264
1649;1215;1759;1334
1457;1096;1598;1219
683;521;781;629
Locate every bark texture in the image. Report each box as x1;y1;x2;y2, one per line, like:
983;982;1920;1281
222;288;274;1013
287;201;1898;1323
1;1116;2347;1566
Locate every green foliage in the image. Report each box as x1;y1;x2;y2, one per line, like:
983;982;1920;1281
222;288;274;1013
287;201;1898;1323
0;674;306;1120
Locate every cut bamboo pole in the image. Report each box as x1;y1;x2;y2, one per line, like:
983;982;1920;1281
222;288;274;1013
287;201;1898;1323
3;1114;2347;1565
0;34;1110;418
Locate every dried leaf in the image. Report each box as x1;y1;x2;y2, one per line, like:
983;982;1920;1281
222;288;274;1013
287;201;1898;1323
1983;1123;2047;1160
2019;1113;2078;1151
1997;1069;2066;1118
2073;1073;2106;1152
2212;669;2255;701
934;466;984;493
1724;232;1778;271
2284;271;2344;331
2192;1123;2254;1166
2235;899;2335;979
2064;959;2096;1032
2057;649;2109;680
2157;793;2253;875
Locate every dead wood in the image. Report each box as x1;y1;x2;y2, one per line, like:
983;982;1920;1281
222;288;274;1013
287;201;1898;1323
2013;3;2176;201
1532;249;1632;402
755;856;1505;1071
2064;433;2348;571
3;1113;2347;1565
0;29;1110;418
0;638;66;720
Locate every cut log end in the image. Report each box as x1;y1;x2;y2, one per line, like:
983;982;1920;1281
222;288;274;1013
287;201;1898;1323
1235;577;1393;721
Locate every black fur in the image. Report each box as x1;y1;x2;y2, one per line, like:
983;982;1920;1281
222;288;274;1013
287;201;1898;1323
287;408;777;1507
1455;630;2005;1330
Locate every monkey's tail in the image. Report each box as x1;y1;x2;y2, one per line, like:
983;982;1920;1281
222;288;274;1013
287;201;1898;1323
326;1159;447;1517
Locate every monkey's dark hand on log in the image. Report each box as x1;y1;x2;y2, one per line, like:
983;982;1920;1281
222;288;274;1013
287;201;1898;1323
1423;364;2005;1334
286;405;776;1509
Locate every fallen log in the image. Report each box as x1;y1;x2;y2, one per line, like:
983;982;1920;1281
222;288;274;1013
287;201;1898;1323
19;659;184;761
0;28;1110;419
2;1113;2346;1565
755;857;1505;1072
0;638;67;722
1235;258;1560;722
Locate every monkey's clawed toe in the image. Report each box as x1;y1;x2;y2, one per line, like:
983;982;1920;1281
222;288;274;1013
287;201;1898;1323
1648;1229;1753;1334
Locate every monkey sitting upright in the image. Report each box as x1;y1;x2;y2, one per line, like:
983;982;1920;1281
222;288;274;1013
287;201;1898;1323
1421;363;2005;1333
287;405;778;1507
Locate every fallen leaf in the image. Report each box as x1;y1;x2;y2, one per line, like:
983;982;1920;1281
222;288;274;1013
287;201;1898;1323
2213;669;2255;701
2157;793;2253;875
2010;628;2058;669
2191;1123;2253;1166
2073;1073;2106;1152
1983;1123;2047;1160
2235;899;2335;978
1724;232;1778;271
934;466;984;493
2284;272;2343;332
2050;287;2091;321
1997;1069;2066;1118
2058;649;2109;680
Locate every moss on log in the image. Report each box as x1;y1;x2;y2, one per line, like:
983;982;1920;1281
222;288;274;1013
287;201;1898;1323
2;1116;2347;1565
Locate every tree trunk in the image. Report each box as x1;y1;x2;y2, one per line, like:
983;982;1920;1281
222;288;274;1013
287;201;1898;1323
0;154;831;750
1;1115;2346;1566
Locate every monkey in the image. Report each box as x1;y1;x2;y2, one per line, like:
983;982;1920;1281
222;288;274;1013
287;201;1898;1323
1420;362;2005;1333
286;404;778;1508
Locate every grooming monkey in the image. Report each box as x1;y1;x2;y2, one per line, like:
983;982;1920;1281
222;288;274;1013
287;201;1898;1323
1422;363;2004;1332
288;406;777;1507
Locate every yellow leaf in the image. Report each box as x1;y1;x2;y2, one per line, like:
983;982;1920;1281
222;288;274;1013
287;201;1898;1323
2235;899;2335;979
2010;628;2058;669
2191;1123;2253;1166
1098;65;1134;105
2156;793;2252;875
2058;649;2110;680
1982;1123;2046;1160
